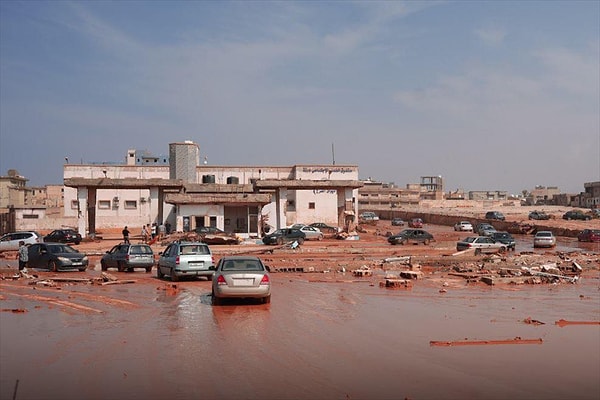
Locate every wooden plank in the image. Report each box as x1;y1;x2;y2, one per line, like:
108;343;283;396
430;337;543;347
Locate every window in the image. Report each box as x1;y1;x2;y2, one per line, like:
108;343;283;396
308;202;315;209
22;214;39;219
71;200;79;209
98;200;111;209
124;200;137;209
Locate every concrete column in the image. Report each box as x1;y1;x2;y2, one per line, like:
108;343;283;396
77;187;88;238
275;187;287;229
149;187;159;223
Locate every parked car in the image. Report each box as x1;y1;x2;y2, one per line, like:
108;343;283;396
485;211;506;221
388;229;434;245
391;218;405;226
27;243;88;272
262;228;306;245
577;229;600;242
44;229;82;245
101;243;155;272
533;231;556;248
309;222;338;234
562;210;592;221
454;221;473;232
408;218;424;228
456;236;507;255
157;241;214;281
528;210;550;220
211;255;271;305
359;212;379;221
0;231;42;252
490;231;516;251
289;224;324;240
475;223;497;236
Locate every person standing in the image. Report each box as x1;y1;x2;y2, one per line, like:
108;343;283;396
17;241;28;272
122;226;130;244
141;224;149;243
165;221;171;235
151;223;157;240
158;222;166;240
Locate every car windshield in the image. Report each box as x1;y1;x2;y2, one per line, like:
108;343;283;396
494;233;510;239
130;245;152;255
180;244;209;255
48;244;76;253
536;232;553;237
221;259;264;271
464;237;476;243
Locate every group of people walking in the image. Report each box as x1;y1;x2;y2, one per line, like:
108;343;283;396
122;221;171;244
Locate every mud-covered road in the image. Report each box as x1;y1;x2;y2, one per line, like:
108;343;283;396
1;221;599;400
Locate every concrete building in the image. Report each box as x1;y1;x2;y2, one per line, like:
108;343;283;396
63;141;362;238
468;190;509;201
0;169;29;208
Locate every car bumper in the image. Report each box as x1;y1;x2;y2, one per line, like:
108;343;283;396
173;268;214;278
213;285;270;298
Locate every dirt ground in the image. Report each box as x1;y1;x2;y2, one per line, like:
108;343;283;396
1;209;599;400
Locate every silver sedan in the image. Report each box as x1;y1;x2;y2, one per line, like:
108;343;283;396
212;256;271;305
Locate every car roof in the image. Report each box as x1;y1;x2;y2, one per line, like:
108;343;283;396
219;255;262;261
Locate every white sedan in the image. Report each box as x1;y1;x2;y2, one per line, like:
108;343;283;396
289;224;324;240
456;236;507;254
454;221;473;232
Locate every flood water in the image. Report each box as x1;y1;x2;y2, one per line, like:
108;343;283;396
1;271;599;400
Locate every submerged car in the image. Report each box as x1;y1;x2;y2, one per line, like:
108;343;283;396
577;229;600;242
212;255;271;305
454;221;473;232
562;211;592;221
408;218;424;228
262;228;306;245
476;223;497;237
533;231;556;248
528;211;550;220
359;212;379;221
456;236;507;255
391;218;405;226
0;231;42;252
485;211;505;221
44;229;82;245
388;229;434;245
27;243;88;272
289;224;324;240
157;241;214;281
309;222;338;234
101;243;155;272
490;231;516;251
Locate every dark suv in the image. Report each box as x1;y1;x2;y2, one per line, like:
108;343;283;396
262;228;306;245
528;210;550;220
101;243;155;272
562;210;592;221
485;211;505;221
490;231;516;251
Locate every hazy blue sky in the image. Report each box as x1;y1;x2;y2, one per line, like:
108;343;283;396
1;1;598;194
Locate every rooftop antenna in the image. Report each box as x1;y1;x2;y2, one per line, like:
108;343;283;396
331;142;335;165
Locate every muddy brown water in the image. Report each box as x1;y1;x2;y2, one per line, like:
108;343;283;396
1;270;599;400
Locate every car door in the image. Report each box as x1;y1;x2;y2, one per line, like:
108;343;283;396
28;244;51;268
159;244;176;270
104;245;123;268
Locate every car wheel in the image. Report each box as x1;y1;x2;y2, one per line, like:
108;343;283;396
145;266;152;273
101;261;107;271
78;268;86;272
298;237;305;245
317;234;323;241
207;274;213;281
262;295;271;304
157;266;164;279
499;246;507;253
171;268;179;282
276;237;284;245
48;260;58;272
401;239;407;245
424;239;430;245
212;291;221;305
74;240;81;245
117;262;125;272
390;241;397;245
475;248;482;256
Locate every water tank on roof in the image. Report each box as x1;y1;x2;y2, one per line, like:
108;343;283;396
202;175;215;184
227;176;239;184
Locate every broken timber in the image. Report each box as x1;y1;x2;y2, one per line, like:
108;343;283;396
555;319;600;327
430;337;543;347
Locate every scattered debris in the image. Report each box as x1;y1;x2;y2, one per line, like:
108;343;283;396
380;279;412;289
430;337;543;347
523;317;545;325
1;308;27;313
555;319;600;327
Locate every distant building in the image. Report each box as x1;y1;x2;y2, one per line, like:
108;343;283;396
0;169;29;208
468;191;508;201
526;185;561;205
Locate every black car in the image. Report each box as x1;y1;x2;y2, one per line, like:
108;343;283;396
262;228;306;245
44;229;82;245
528;211;550;220
387;229;434;245
490;231;516;250
27;243;88;272
562;211;592;221
485;211;505;221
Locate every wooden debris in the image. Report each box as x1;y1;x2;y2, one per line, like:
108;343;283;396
555;319;600;327
101;279;137;286
430;337;543;347
399;270;423;280
101;272;119;282
380;279;412;289
523;317;545;325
